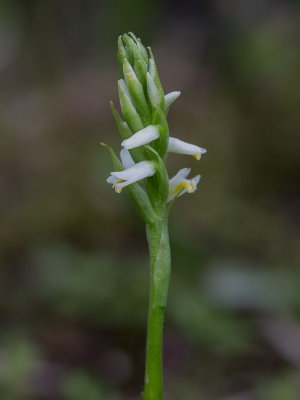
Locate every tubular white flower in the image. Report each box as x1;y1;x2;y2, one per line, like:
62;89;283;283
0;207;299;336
107;160;155;193
168;137;207;160
121;125;159;149
164;91;181;109
168;168;201;202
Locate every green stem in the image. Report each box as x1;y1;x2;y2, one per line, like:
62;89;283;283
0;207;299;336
143;214;171;400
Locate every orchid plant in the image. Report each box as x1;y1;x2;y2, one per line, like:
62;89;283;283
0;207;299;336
102;32;206;400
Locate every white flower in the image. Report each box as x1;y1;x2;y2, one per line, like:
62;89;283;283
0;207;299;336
121;125;159;149
107;155;155;193
168;137;207;160
168;168;201;202
121;127;206;161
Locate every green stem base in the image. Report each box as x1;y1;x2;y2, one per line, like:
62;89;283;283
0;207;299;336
143;217;171;400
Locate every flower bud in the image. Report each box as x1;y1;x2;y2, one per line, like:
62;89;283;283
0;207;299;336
118;79;143;133
133;44;148;90
147;72;164;109
148;48;163;94
123;59;151;126
122;33;135;66
117;35;127;79
128;32;148;65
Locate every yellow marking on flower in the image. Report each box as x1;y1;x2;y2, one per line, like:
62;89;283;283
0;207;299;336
114;179;126;193
174;181;190;195
193;154;200;160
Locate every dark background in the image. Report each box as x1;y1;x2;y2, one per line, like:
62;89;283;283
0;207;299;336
1;1;300;399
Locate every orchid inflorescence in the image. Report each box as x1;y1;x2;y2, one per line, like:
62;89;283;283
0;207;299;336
103;32;206;224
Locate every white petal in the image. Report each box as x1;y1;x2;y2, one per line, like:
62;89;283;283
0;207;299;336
120;148;135;169
168;137;207;160
165;91;181;109
121;125;159;149
169;168;191;186
192;175;201;188
107;175;118;184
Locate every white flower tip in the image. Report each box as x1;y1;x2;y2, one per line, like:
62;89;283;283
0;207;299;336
121;138;128;148
193;175;201;186
193;148;207;159
115;185;123;193
165;91;181;109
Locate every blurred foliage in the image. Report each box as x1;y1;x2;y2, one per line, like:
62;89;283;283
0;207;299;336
0;0;300;399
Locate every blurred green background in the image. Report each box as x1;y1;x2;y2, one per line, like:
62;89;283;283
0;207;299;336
0;0;300;399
